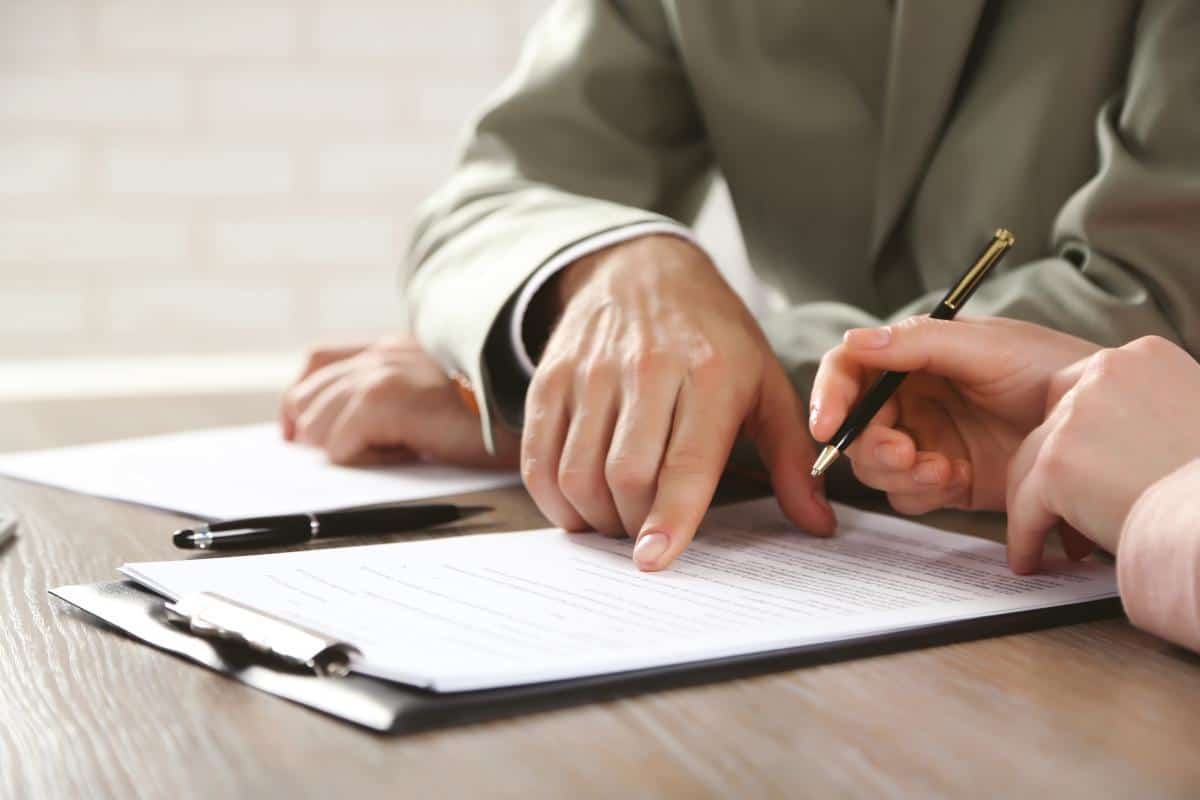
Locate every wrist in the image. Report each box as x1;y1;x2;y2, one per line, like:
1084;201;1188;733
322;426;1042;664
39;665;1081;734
577;233;714;298
555;234;691;310
519;231;710;371
541;244;608;319
521;244;617;367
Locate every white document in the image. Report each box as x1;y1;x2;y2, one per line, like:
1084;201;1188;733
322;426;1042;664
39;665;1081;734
121;498;1118;692
0;423;520;519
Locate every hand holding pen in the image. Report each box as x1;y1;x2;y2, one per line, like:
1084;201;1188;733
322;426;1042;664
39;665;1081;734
808;230;1111;520
809;229;1016;481
811;231;1075;515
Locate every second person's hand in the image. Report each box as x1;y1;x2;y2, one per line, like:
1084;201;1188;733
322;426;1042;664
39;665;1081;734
1006;336;1200;573
521;235;836;571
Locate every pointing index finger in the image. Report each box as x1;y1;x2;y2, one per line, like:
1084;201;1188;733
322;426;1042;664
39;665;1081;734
633;382;740;571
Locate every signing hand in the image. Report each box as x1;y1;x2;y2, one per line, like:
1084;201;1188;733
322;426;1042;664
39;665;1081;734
1006;336;1200;573
522;235;835;571
280;336;519;468
809;316;1099;514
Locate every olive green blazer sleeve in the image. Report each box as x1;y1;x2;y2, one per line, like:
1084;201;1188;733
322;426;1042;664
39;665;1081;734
401;0;712;449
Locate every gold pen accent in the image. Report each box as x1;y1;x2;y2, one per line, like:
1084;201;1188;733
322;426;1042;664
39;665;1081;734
942;228;1015;310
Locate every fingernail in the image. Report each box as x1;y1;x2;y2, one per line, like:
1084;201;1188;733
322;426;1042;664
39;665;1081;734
633;531;670;567
809;404;821;429
914;460;943;485
874;442;902;468
812;489;832;514
844;327;892;349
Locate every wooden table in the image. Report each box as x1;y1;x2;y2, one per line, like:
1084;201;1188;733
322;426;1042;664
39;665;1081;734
4;472;1200;799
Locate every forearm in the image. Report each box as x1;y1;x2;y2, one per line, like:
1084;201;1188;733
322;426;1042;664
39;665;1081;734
1117;459;1200;652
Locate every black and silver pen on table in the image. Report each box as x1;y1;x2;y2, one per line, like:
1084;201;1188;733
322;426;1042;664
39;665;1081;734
173;503;491;551
811;228;1016;478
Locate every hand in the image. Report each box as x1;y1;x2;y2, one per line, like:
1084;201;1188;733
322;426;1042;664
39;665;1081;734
809;316;1099;514
280;336;519;467
1006;336;1200;573
521;234;835;572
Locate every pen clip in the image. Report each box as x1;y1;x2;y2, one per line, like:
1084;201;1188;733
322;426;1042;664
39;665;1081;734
163;592;360;677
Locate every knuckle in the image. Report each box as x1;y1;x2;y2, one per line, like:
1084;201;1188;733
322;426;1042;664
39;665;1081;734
520;454;552;492
604;455;657;495
580;358;618;390
292;418;316;443
360;371;399;403
521;400;554;438
888;492;933;516
301;352;322;373
627;348;672;378
896;315;956;342
280;387;301;415
1035;433;1072;480
376;335;410;350
1126;334;1172;357
1085;347;1123;379
817;345;845;373
1053;390;1084;425
892;315;929;336
661;445;712;479
303;346;337;370
687;346;728;384
531;359;572;397
1038;452;1068;482
557;458;603;500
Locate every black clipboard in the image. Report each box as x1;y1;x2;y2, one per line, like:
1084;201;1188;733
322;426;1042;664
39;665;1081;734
50;580;1124;735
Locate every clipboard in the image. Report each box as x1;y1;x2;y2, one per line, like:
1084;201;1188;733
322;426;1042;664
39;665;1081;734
50;580;1124;735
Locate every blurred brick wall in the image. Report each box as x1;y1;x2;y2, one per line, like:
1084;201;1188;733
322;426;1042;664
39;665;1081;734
0;0;754;361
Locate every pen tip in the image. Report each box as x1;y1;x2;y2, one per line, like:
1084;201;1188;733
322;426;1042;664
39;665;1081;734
173;530;196;549
810;445;841;478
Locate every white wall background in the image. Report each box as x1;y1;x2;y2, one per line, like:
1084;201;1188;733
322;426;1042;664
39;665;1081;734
0;0;753;364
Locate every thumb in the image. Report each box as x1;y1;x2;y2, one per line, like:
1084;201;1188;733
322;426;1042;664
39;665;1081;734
748;366;837;536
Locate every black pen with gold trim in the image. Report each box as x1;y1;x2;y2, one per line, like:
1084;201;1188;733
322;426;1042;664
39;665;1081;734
810;229;1016;478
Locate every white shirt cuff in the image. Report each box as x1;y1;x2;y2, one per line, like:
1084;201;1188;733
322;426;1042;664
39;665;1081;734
509;222;701;376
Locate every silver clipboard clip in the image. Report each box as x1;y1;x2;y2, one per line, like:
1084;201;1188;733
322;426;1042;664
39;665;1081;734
163;593;360;677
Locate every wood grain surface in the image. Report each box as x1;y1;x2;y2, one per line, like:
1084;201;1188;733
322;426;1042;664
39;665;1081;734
4;467;1200;799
